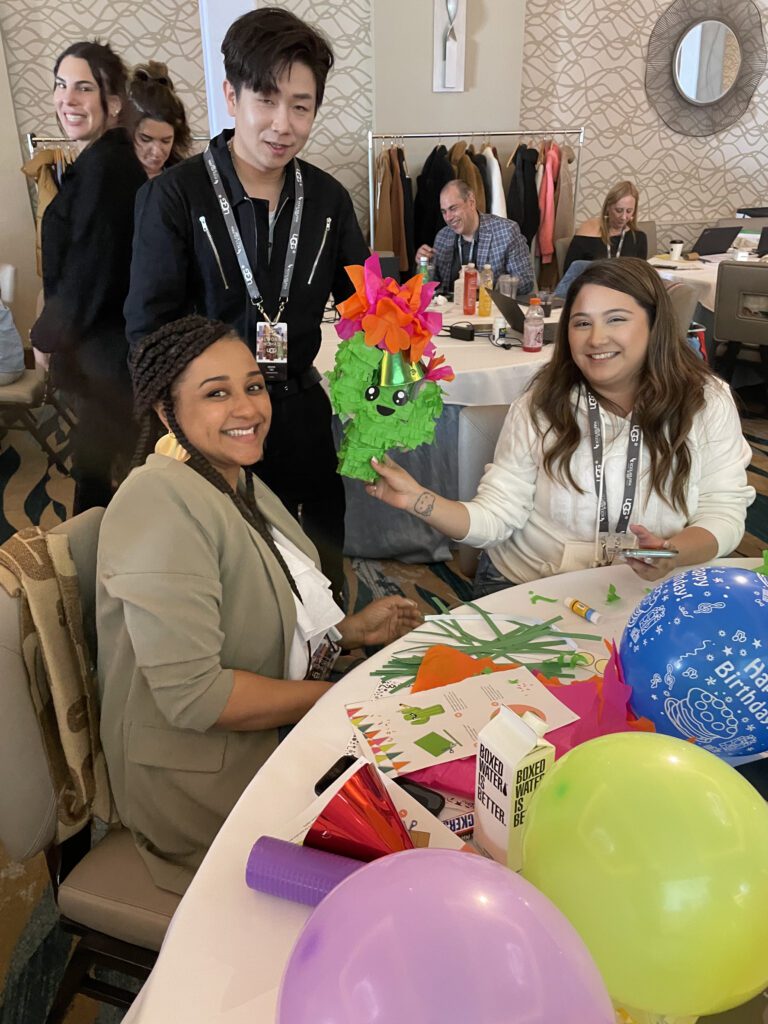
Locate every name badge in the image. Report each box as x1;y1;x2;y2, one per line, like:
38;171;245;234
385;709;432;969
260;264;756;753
256;322;288;382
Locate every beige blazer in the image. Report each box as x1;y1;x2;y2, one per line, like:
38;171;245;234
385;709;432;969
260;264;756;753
97;456;321;894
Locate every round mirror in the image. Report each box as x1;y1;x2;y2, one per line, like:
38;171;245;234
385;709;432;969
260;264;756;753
673;20;742;104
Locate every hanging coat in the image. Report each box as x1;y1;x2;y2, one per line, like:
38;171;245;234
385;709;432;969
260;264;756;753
481;145;507;219
553;144;576;250
448;140;486;212
374;149;394;252
414;144;454;248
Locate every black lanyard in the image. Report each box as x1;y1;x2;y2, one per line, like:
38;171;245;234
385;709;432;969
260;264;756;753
203;145;304;324
457;233;478;267
585;388;642;535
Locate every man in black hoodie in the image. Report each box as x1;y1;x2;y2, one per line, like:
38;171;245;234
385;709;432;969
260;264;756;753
125;8;368;600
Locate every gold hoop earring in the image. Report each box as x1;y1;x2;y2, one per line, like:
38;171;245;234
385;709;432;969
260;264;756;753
154;432;190;462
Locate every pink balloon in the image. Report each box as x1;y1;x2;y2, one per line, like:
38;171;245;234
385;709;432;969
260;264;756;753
278;849;614;1024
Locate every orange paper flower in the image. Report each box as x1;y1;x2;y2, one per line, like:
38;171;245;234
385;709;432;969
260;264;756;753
361;296;413;353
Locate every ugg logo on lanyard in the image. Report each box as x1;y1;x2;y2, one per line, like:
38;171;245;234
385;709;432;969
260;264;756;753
591;419;601;452
219;196;231;216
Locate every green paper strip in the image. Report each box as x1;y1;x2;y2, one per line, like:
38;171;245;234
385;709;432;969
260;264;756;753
528;590;558;604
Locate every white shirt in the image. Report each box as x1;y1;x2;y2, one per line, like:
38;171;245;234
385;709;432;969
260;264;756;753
271;529;344;679
460;380;755;584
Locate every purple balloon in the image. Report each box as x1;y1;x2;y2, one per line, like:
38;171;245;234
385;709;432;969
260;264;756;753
277;849;614;1024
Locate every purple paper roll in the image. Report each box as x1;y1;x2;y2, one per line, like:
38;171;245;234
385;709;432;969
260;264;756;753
245;836;364;906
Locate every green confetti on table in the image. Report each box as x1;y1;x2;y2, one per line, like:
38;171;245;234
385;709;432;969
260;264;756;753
605;584;621;604
372;600;600;690
528;590;558;605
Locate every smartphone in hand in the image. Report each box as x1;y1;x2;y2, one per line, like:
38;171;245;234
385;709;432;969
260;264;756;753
620;547;679;559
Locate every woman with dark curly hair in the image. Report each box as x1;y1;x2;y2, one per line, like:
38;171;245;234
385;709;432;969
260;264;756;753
368;258;754;595
128;61;192;178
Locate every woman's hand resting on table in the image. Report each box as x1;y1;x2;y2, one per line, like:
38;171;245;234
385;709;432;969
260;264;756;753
339;596;424;650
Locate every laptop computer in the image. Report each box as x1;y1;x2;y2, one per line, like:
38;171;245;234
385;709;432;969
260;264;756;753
757;227;768;257
691;226;741;256
488;289;526;333
489;289;561;334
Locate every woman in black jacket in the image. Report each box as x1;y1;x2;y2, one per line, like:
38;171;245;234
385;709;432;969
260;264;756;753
30;41;147;513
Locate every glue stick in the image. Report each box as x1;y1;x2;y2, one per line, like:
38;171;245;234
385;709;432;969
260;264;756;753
564;597;601;624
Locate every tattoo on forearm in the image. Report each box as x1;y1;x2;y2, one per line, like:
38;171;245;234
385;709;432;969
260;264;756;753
414;491;436;518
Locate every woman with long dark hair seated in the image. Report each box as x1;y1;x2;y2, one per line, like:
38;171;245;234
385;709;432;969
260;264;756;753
97;315;421;894
368;258;754;595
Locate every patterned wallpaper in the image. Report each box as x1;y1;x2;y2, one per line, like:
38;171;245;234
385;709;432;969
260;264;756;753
520;0;768;249
0;0;373;224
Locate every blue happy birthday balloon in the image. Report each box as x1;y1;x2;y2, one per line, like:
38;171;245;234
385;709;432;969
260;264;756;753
620;566;768;759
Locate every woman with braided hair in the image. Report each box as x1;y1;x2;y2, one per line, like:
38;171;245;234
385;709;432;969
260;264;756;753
96;314;421;894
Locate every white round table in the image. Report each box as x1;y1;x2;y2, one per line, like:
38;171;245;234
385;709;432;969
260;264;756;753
123;557;763;1024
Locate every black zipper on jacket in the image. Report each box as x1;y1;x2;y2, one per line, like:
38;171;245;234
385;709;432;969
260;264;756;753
307;217;332;285
199;216;229;290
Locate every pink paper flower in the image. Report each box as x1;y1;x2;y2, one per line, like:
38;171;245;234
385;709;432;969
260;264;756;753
335;254;444;366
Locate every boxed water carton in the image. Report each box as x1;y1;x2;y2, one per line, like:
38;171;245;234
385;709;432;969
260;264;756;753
474;707;555;870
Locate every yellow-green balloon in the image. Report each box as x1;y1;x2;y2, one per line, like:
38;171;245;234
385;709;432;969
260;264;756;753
522;733;768;1018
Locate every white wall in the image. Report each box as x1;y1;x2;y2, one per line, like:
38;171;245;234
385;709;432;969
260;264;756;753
373;0;527;134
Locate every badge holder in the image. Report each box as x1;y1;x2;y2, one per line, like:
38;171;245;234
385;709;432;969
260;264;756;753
306;637;342;680
256;322;289;382
599;533;626;566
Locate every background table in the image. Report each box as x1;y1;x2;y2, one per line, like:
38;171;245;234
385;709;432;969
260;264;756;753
317;300;556;560
123;557;763;1024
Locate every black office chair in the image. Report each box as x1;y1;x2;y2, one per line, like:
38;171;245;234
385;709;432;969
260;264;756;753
713;261;768;412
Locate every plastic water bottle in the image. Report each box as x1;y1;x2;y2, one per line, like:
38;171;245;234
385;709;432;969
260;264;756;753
522;297;545;352
453;266;466;309
478;264;494;317
463;263;478;316
418;254;430;285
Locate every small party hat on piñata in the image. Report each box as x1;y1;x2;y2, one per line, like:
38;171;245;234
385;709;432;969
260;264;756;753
327;254;454;482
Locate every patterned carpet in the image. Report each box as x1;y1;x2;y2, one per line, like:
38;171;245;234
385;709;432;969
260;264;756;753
0;397;766;1023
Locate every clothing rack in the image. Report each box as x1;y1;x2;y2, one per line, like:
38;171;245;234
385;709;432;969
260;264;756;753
367;127;586;249
25;131;210;158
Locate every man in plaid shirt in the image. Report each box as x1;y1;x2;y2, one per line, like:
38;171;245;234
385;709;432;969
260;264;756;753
416;180;534;295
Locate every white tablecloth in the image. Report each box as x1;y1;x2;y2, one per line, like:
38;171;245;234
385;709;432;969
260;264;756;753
651;259;719;311
123;558;761;1024
316;300;556;407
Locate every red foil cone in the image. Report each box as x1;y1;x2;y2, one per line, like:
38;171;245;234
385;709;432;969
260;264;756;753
304;762;414;861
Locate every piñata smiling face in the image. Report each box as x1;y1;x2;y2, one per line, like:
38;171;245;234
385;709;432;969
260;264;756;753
327;334;444;480
327;254;454;481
